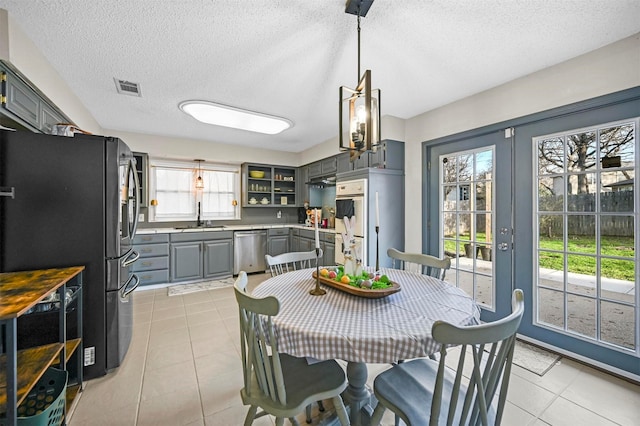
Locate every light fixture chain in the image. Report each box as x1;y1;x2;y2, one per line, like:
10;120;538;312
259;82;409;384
357;12;361;83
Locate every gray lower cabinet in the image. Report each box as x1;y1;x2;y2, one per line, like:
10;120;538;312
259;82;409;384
268;228;289;256
295;228;335;266
170;231;234;282
132;233;170;286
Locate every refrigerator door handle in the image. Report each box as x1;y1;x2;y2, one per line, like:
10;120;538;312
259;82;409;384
121;249;140;267
0;186;15;198
129;158;141;238
119;273;139;297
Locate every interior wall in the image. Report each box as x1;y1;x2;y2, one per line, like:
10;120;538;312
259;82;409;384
0;12;102;133
403;32;640;253
107;130;300;166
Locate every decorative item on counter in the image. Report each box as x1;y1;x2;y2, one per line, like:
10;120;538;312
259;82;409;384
310;210;326;296
342;216;357;275
354;244;363;277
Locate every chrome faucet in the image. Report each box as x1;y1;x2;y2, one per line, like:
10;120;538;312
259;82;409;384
197;201;203;227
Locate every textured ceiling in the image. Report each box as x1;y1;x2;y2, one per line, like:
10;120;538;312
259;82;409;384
1;0;639;152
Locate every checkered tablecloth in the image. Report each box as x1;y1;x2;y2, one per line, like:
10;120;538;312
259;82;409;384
252;268;481;363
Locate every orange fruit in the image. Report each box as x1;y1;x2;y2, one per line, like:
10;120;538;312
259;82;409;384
340;275;350;284
320;268;329;277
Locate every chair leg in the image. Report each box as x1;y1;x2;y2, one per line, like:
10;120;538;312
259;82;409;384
305;404;312;423
275;418;285;426
317;400;325;412
289;417;300;426
244;406;258;426
370;403;386;426
331;396;350;426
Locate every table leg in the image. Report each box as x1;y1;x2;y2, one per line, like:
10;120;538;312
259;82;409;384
342;362;375;426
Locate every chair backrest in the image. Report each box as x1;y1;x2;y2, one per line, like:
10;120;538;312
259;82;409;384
430;289;525;426
234;271;289;405
265;249;323;277
387;247;451;280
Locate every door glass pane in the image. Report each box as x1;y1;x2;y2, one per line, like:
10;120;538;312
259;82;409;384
600;301;635;350
440;148;495;310
538;176;564;211
567;131;596;173
567;215;595;254
534;119;637;354
600;171;634;212
538;137;564;174
567;293;596;338
538;288;564;328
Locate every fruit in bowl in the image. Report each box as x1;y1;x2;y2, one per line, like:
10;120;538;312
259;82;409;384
321;266;392;289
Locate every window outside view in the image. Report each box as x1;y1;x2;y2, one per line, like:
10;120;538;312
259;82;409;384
535;120;637;351
441;148;495;310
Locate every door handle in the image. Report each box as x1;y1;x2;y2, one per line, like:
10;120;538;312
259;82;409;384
0;186;15;198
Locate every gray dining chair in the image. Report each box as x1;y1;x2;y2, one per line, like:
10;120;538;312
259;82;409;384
234;272;349;426
387;247;451;280
370;289;525;426
265;249;323;277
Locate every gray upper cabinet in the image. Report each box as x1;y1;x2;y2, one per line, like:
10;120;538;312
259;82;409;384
40;102;66;134
307;161;322;178
368;139;405;170
4;70;39;129
309;157;338;178
321;157;337;175
336;152;351;174
0;61;71;133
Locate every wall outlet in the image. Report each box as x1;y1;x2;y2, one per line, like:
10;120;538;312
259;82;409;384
84;346;96;366
276;210;282;219
138;213;145;222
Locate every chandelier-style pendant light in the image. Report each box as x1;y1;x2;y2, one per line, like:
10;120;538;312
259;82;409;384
195;159;204;189
339;0;381;161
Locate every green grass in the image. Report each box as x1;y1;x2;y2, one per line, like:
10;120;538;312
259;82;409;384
443;234;634;281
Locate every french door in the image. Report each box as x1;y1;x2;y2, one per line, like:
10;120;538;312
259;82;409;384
426;130;513;322
425;89;639;378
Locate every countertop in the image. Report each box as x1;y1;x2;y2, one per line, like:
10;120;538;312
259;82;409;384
137;224;337;234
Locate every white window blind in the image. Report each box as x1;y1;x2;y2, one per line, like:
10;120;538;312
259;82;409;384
149;160;240;222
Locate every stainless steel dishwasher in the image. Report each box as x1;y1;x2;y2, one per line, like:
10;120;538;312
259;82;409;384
234;230;267;274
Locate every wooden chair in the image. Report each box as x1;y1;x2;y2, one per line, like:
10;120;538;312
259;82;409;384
234;272;349;426
387;247;451;280
370;289;525;426
265;249;323;277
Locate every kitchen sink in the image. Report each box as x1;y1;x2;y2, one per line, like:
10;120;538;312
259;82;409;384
174;225;226;230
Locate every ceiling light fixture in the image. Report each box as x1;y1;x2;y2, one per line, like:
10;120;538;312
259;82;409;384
339;0;381;161
195;159;204;190
179;100;292;135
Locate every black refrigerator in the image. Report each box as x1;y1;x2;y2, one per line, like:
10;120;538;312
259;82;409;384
0;129;140;379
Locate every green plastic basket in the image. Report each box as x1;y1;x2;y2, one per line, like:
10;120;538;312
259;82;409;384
2;367;68;426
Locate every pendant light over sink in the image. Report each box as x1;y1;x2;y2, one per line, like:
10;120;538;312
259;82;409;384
339;0;381;162
195;159;204;190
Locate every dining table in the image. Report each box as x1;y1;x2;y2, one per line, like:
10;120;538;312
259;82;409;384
251;267;481;425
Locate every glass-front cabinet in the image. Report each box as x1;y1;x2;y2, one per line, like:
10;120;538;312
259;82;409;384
242;163;297;207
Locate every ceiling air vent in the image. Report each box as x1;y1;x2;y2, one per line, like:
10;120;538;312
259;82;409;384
114;78;141;97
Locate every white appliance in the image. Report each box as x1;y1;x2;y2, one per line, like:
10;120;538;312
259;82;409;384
335;178;367;265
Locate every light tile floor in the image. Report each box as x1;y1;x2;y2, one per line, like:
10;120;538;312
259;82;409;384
68;273;640;425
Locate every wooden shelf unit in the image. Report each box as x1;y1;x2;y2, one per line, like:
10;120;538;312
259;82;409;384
0;266;84;425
